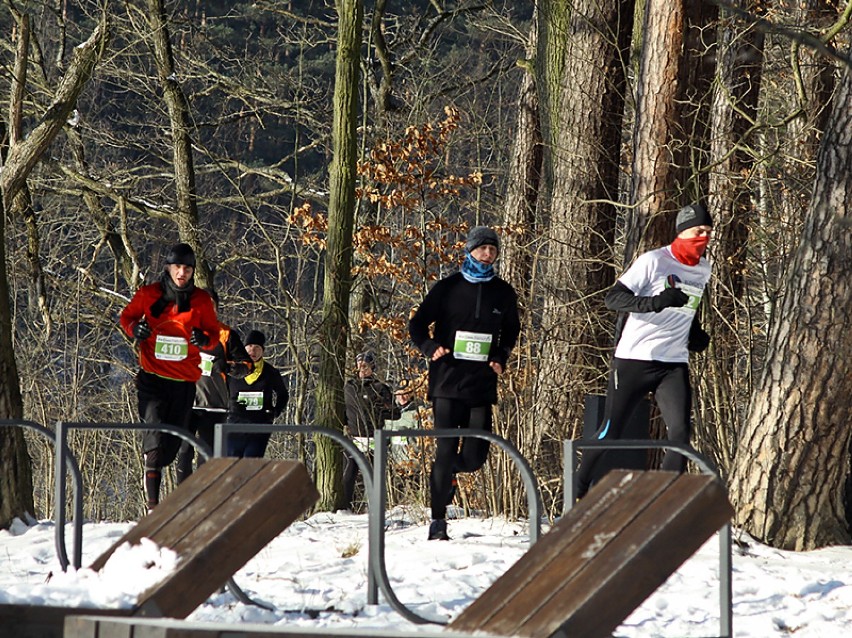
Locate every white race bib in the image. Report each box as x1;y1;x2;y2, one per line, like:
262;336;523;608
154;335;188;361
238;391;264;411
671;283;703;316
453;331;493;361
354;437;374;453
199;352;215;376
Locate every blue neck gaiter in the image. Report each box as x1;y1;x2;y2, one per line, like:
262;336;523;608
461;251;495;283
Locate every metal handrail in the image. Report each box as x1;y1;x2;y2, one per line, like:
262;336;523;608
37;418;541;624
370;427;543;625
212;423;376;596
54;421;211;570
52;422;267;610
212;423;541;625
0;419;83;571
564;438;732;638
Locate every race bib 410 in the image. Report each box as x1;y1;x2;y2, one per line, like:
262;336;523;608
154;335;188;361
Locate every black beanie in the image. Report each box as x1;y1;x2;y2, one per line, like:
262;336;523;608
675;203;713;235
164;243;196;268
465;226;500;252
356;350;376;367
245;330;266;348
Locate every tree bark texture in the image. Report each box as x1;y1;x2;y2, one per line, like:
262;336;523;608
500;12;541;297
626;0;717;262
729;56;852;550
625;0;685;260
495;8;542;518
314;0;362;511
146;0;211;288
534;0;633;447
700;1;765;477
0;11;107;529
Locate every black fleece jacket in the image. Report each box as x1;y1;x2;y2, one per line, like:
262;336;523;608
409;272;520;406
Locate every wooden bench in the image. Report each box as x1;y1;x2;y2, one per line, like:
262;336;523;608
4;458;318;638
90;457;319;619
63;616;479;638
64;470;732;638
449;469;733;638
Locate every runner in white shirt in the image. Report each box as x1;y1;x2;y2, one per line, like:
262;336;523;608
576;203;713;498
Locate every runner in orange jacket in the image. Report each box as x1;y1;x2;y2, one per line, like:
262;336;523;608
120;242;219;511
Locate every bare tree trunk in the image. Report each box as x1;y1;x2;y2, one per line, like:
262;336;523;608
500;6;541;295
534;0;633;451
0;11;107;528
146;0;211;288
700;1;765;477
495;5;542;518
626;0;716;261
729;53;852;550
314;0;362;511
624;0;686;259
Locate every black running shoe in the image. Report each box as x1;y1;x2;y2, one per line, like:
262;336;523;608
428;519;450;541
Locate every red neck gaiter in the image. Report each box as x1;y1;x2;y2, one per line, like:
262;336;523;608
671;236;709;266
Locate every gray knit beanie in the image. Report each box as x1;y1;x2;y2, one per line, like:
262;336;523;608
465;226;500;252
675;203;713;235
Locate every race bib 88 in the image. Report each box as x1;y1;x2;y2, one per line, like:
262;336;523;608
453;331;492;361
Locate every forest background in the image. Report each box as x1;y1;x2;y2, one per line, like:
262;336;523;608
1;0;852;554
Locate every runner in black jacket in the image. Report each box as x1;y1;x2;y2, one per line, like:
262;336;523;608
409;226;520;540
176;291;253;482
227;330;288;458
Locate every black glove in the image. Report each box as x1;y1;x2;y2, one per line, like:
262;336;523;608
133;318;151;342
227;361;251;379
651;287;689;312
688;326;711;352
190;327;209;348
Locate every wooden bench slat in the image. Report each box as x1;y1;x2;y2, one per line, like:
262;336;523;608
145;459;283;556
135;461;318;618
64;614;484;638
90;458;248;571
449;470;680;632
141;458;270;550
451;471;732;638
480;473;732;638
0;604;132;638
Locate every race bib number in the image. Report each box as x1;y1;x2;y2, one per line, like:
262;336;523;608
453;331;492;361
199;352;215;376
238;391;264;411
154;335;188;361
671;283;703;316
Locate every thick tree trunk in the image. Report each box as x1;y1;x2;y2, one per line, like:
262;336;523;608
729;54;852;550
701;2;765;477
534;0;633;450
624;0;686;259
625;0;716;260
495;7;542;518
500;37;541;294
0;11;107;529
314;0;362;511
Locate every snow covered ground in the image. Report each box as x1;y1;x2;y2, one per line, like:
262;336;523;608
2;507;852;637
